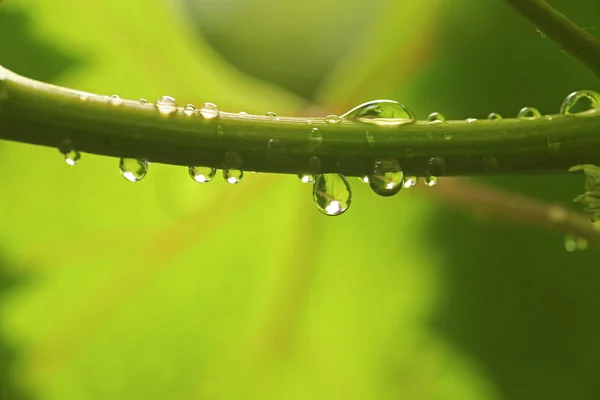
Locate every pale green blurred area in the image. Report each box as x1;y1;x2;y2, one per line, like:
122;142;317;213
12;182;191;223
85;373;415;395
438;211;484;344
1;0;600;399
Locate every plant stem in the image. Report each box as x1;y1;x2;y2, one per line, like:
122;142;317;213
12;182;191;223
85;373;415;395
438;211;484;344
503;0;600;79
1;65;600;177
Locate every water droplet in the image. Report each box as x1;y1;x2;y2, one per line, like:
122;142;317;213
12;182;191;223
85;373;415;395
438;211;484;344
265;111;277;118
324;115;341;124
156;96;177;115
427;157;447;176
189;166;216;183
139;98;148;104
308;127;322;150
239;111;248;115
312;174;352;216
564;234;588;252
341;100;416;126
298;174;315;183
200;102;219;119
443;132;453;140
359;176;370;183
110;95;124;106
79;94;90;102
216;125;225;139
368;161;404;197
183;104;196;116
224;169;243;184
428;112;446;124
63;149;81;166
466;118;478;123
487;112;502;121
306;120;312;125
120;158;148;182
403;176;417;188
424;175;438;187
517;107;541;120
483;156;499;171
309;156;321;170
560;90;600;115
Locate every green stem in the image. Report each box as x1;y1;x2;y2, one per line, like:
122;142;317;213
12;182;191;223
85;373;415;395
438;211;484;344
1;65;600;177
503;0;600;79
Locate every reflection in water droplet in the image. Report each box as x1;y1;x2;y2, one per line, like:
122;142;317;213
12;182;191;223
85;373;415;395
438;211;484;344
518;107;541;120
200;102;219;119
189;166;216;183
308;127;322;150
560;90;600;114
312;174;352;216
324;115;341;124
341;99;416;126
564;234;589;252
120;158;148;182
155;96;177;115
424;175;438;186
368;160;404;197
359;176;370;183
428;112;446;124
224;169;243;184
63;150;81;166
298;174;315;183
110;95;124;106
427;157;447;176
183;104;196;116
488;113;503;121
403;176;417;188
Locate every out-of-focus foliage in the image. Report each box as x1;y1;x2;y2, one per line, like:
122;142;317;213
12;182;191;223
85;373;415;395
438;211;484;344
0;0;599;399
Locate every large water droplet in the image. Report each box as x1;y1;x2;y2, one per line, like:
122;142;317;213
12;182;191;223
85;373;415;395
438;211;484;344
368;160;404;197
183;104;196;116
403;176;417;188
517;107;541;120
312;174;352;216
63;149;81;166
189;166;216;183
224;169;243;184
341;100;416;126
110;95;124;106
560;90;600;115
487;112;503;121
424;175;438;187
200;102;219;119
324;115;341;124
428;112;446;124
120;158;148;182
156;96;177;115
298;174;315;183
308;127;322;150
427;157;447;176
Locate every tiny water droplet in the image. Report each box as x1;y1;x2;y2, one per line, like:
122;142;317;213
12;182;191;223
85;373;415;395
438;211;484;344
120;158;148;182
110;95;124;106
368;161;404;197
79;94;90;102
359;176;369;183
341;100;416;126
427;157;447;176
427;112;446;124
560;90;600;115
189;166;216;183
487;113;502;121
265;111;277;118
200;102;219;119
309;156;321;170
239;111;248;115
216;125;225;139
308;127;322;150
466;118;478;123
483;156;499;171
365;131;375;145
424;175;438;187
324;115;341;124
298;174;315;183
224;169;243;184
312;174;352;216
517;107;541;120
403;176;417;188
156;96;177;115
139;98;148;104
63;149;81;166
443;132;453;140
183;104;196;116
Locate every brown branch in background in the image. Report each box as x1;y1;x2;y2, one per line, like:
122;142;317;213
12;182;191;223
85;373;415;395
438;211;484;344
503;0;600;78
421;178;600;247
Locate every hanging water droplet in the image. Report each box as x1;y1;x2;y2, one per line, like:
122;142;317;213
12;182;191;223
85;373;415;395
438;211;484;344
324;115;341;124
487;112;502;121
359;176;370;183
466;118;478;123
298;174;315;183
200;102;219;119
368;160;404;197
427;112;446;124
424;175;438;186
110;95;124;106
560;90;600;115
156;96;177;115
341;99;416;126
308;127;322;150
312;174;352;216
63;149;81;166
403;176;417;188
265;111;277;118
189;166;216;183
120;158;148;182
224;169;243;184
427;157;447;176
517;107;541;120
183;104;196;116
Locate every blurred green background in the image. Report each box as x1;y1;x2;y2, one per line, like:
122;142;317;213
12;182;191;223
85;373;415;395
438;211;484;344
1;0;600;398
